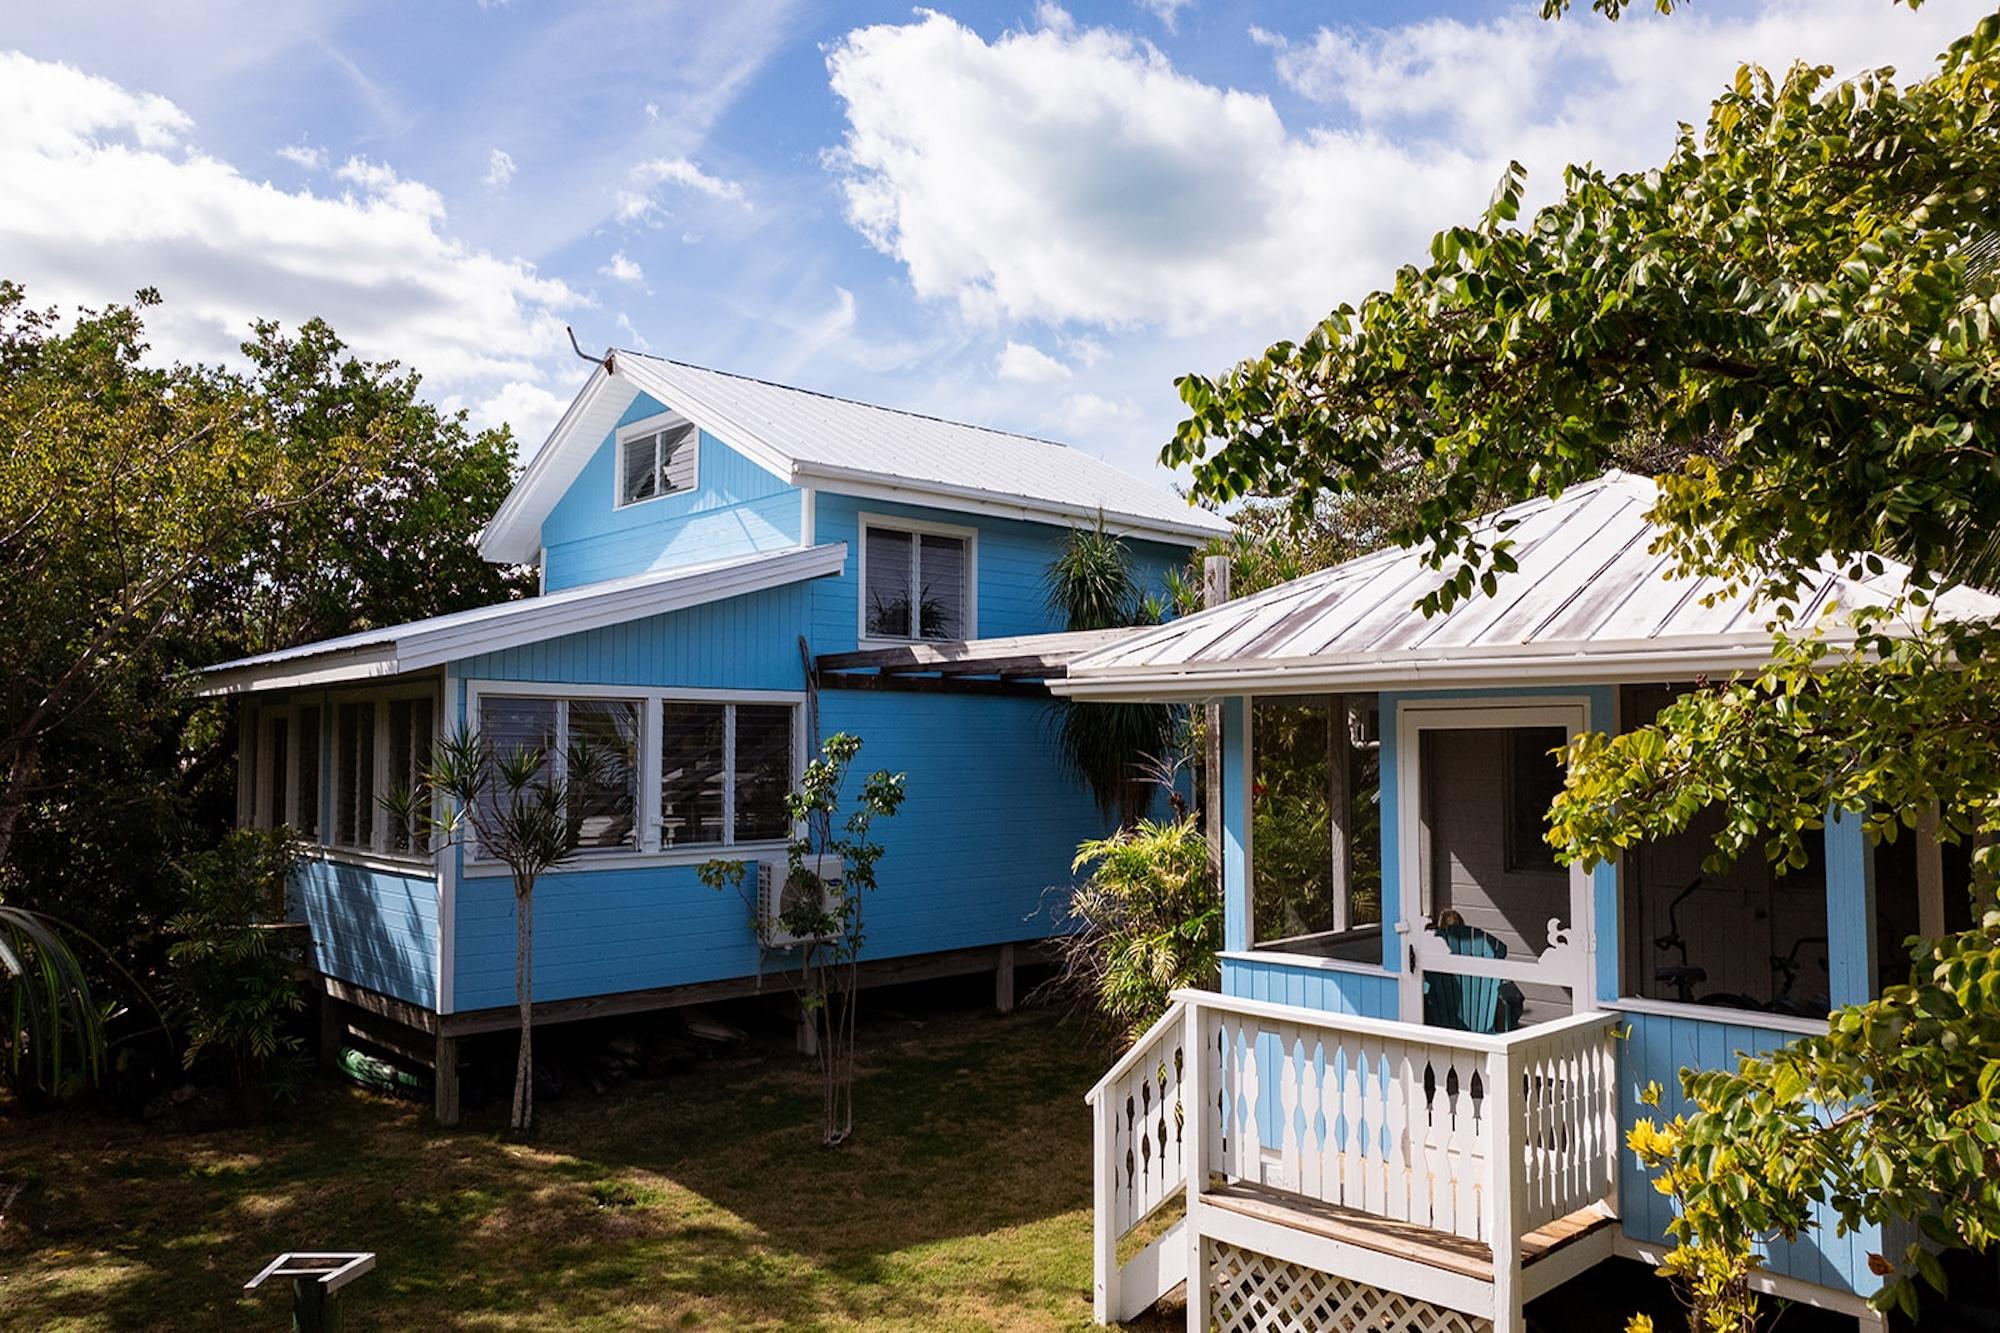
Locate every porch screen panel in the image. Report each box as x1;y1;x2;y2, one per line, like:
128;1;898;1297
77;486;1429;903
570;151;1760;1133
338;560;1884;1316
386;696;434;853
734;705;793;842
1619;683;1832;1014
263;714;289;831
1250;695;1381;955
864;528;915;639
660;702;725;847
334;701;376;848
568;699;640;850
295;705;321;840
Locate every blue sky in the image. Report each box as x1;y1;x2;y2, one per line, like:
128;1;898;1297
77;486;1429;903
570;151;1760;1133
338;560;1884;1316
0;0;1985;480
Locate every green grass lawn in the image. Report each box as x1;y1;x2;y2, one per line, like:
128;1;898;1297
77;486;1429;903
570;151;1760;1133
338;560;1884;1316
0;1000;1149;1331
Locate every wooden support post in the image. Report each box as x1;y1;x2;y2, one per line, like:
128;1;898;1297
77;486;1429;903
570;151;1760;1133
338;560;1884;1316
1328;694;1353;934
1488;1043;1525;1333
433;1032;460;1128
994;942;1016;1015
795;998;821;1057
1202;556;1231;918
1918;803;1946;940
318;993;344;1073
1182;1000;1213;1332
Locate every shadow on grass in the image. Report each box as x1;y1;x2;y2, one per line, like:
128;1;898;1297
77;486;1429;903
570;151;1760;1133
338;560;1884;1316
0;1001;1119;1331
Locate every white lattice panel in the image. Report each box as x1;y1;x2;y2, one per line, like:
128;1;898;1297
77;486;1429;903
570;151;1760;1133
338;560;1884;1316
1207;1240;1493;1333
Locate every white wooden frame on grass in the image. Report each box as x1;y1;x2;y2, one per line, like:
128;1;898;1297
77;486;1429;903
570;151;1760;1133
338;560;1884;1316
1394;696;1598;1026
611;410;699;510
855;510;978;648
459;679;807;879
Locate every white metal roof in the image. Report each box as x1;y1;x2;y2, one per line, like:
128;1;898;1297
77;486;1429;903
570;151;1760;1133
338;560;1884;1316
197;543;848;696
1057;472;2000;700
478;352;1229;562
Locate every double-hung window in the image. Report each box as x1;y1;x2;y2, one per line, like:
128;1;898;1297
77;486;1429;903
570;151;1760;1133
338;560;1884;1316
616;413;698;507
861;516;973;642
475;694;641;854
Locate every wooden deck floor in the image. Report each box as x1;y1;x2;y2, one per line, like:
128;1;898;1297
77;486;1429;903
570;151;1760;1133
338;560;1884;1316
1202;1181;1615;1284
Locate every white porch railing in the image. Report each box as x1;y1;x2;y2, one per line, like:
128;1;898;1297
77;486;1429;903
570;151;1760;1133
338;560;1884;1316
1088;990;1620;1327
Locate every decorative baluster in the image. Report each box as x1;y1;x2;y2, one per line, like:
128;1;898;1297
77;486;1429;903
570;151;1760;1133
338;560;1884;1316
1385;1042;1412;1223
1299;1033;1326;1203
1358;1037;1385;1216
1274;1025;1300;1192
1337;1038;1360;1209
1236;1018;1263;1171
1211;1022;1229;1178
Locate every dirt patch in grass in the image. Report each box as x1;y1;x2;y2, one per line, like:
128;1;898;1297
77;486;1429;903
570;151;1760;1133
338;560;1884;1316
0;1001;1128;1331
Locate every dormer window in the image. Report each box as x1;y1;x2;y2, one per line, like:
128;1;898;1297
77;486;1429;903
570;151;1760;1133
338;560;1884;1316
616;414;698;507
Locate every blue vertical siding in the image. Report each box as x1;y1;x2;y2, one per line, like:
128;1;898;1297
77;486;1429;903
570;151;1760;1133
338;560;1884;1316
1221;956;1398;1018
540;392;801;591
455;581;812;689
293;857;438;1009
807;492;1187;650
449;687;1116;1012
1619;1007;1881;1298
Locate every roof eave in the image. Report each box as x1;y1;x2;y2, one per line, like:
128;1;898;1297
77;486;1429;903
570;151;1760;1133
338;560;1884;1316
793;462;1229;545
477;361;625;565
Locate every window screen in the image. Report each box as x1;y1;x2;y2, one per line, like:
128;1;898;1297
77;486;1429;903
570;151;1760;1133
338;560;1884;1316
334;701;375;848
864;524;968;640
734;705;794;842
295;705;321;839
619;419;697;505
660;702;725;847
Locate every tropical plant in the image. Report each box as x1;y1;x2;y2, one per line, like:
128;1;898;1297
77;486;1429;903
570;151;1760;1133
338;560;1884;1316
1163;4;2000;1319
1045;516;1173;825
1057;814;1218;1042
702;732;905;1147
165;828;308;1100
387;727;618;1133
0;895;108;1099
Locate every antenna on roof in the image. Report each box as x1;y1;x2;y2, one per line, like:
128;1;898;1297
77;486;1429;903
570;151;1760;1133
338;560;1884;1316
566;325;610;371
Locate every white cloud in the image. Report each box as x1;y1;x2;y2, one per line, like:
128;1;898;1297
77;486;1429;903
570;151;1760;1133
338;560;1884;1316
470;379;571;448
0;50;580;391
996;340;1071;383
484;146;516;188
1055;390;1140;434
277;142;324;170
599;250;645;285
618;154;749;222
1137;0;1193;34
824;3;1983;339
614;311;652;352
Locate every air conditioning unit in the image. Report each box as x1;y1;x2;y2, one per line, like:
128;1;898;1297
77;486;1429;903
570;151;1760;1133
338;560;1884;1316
757;855;845;948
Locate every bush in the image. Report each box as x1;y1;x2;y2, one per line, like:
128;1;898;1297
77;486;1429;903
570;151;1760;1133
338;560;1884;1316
165;828;308;1101
1058;815;1219;1043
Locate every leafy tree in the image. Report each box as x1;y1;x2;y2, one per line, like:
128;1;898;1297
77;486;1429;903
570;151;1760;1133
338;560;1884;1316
391;728;618;1133
1164;6;2000;1319
703;732;905;1147
1046;518;1174;825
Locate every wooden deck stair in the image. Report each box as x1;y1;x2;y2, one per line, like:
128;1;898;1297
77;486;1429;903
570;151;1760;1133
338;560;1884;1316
1203;1181;1617;1284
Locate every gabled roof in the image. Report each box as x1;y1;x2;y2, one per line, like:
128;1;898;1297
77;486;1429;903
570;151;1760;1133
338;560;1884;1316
197;544;848;696
1057;472;2000;700
478;352;1230;562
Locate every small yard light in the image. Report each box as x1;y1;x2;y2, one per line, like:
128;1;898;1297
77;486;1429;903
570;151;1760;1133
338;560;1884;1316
244;1252;375;1333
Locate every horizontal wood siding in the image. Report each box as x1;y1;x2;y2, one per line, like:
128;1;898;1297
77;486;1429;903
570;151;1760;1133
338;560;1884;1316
1220;956;1399;1018
454;582;811;689
1619;1007;1882;1297
450;687;1110;1010
293;857;438;1008
808;492;1186;651
541;392;801;591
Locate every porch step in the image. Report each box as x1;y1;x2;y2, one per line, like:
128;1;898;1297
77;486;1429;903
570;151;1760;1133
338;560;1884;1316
1202;1182;1616;1284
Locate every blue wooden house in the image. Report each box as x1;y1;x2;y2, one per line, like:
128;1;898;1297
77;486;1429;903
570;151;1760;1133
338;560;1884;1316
200;350;1227;1120
1065;473;1998;1333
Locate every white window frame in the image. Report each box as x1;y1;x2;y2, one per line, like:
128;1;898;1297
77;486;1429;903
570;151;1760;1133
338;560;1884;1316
855;511;978;647
612;411;700;510
461;680;806;878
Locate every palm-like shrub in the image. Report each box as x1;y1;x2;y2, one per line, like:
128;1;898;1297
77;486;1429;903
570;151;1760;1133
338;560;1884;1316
0;897;107;1098
1058;815;1218;1042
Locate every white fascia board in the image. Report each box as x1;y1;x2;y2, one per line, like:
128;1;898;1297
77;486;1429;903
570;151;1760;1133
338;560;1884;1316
1052;637;1804;701
612;358;802;486
193;646;403;697
478;362;632;565
797;463;1228;546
